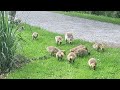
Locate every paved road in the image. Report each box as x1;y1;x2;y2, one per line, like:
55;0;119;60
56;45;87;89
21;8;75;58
16;11;120;47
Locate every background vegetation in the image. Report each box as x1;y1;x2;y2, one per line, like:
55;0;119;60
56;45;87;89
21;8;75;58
56;11;120;25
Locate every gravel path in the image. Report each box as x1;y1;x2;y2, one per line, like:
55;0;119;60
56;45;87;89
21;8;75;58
16;11;120;47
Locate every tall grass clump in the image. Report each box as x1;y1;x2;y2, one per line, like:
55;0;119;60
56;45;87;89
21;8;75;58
0;11;18;74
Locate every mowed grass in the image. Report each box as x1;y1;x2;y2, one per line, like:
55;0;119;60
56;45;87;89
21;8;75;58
55;11;120;25
7;24;120;79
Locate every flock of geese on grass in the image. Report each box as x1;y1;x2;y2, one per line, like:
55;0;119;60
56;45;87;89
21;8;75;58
32;32;105;70
11;17;105;71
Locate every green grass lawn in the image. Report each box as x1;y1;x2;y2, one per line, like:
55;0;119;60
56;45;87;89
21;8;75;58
7;24;120;79
55;11;120;25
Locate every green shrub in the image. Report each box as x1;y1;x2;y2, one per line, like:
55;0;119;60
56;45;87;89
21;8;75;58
0;11;21;74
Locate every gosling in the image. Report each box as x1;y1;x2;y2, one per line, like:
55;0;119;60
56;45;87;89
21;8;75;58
88;58;97;70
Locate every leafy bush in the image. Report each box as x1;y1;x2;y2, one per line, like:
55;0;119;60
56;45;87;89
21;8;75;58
0;11;26;74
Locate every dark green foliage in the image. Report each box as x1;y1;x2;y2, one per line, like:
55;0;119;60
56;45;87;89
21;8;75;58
10;54;30;69
76;11;120;18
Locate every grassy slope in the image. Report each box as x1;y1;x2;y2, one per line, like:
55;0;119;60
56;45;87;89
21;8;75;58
55;11;120;25
7;24;120;79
